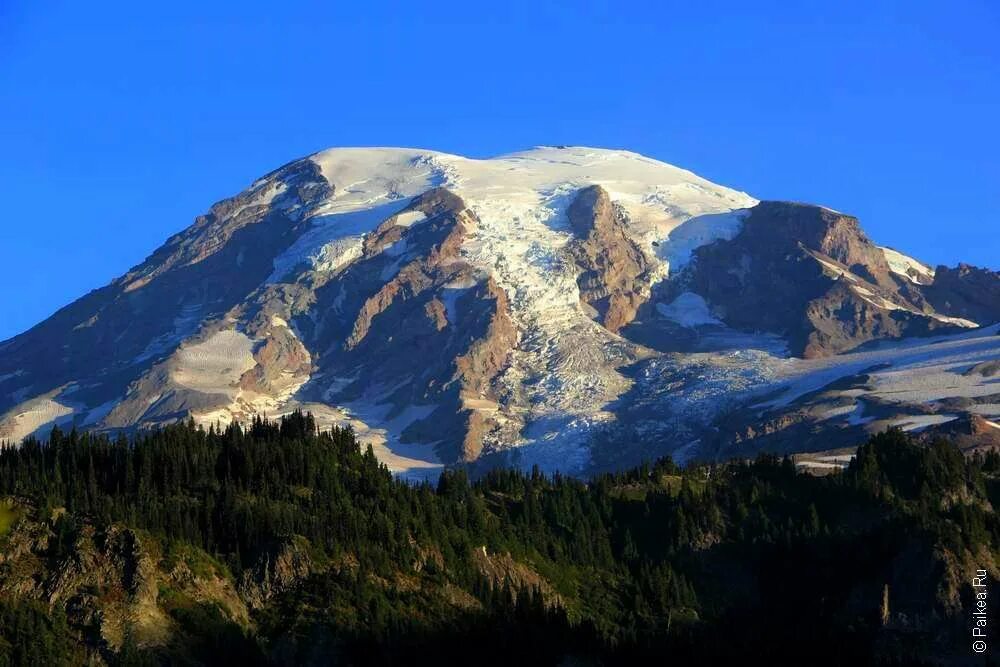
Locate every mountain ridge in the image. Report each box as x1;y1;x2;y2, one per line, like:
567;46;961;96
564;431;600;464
1;145;998;478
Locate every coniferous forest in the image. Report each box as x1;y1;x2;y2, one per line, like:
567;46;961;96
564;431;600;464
0;413;998;666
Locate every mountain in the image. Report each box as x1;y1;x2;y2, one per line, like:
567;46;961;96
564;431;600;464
1;146;998;477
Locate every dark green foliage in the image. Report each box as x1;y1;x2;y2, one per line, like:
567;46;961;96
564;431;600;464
0;598;81;666
0;418;997;665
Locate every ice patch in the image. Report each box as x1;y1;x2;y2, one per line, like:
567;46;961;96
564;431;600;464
82;399;117;426
313;237;364;274
851;285;902;311
310;148;445;211
172;330;256;395
881;246;935;285
929;313;979;328
267;201;409;283
656;292;722;328
891;414;959;432
336;393;444;482
394;211;426;228
0;392;77;443
659;210;748;276
762;324;1000;409
812;254;860;283
134;303;204;364
850;285;978;329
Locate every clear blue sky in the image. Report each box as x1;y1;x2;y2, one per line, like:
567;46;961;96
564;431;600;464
1;1;997;341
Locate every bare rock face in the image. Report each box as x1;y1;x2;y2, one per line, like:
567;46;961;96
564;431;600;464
779;202;898;290
681;201;961;357
238;536;317;610
926;264;1000;326
305;188;518;462
799;281;941;359
238;324;312;396
914;414;1000;455
120;159;331;293
345;189;471;349
0;158;332;429
567;186;652;333
431;276;518;461
0;508;247;652
471;546;562;606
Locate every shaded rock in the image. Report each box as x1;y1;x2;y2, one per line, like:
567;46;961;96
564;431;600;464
915;414;1000;455
963;360;1000;378
304;188;519;463
926;263;1000;325
682;201;962;357
471;545;562;607
239;536;317;610
0;504;248;653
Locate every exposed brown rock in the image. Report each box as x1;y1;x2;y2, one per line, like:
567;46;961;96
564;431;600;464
121;159;332;292
363;187;467;258
453;277;517;399
566;186;652;333
0;157;331;427
915;414;1000;455
800;281;941;359
346;262;438;350
926;263;1000;325
238;324;312;395
398;275;518;462
424;298;449;330
346;188;471;350
302;188;519;464
451;277;518;460
682;201;963;357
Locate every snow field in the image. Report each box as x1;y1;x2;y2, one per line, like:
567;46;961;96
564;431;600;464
172;330;257;395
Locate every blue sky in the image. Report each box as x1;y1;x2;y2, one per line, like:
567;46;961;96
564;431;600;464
1;1;997;341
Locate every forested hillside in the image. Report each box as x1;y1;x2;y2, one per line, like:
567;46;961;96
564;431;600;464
1;414;998;665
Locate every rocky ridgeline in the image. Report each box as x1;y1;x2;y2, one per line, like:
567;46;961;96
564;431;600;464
1;147;998;471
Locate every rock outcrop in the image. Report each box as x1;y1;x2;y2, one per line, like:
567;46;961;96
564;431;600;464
680;201;966;357
0;158;332;433
926;263;1000;326
304;188;519;462
915;414;1000;455
0;506;248;652
567;186;652;333
239;536;318;610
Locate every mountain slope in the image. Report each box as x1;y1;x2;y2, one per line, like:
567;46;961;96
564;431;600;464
1;146;998;476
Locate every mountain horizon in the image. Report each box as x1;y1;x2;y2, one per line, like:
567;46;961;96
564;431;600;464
2;145;998;481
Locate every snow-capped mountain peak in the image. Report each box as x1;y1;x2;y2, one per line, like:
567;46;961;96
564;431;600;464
1;146;998;478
